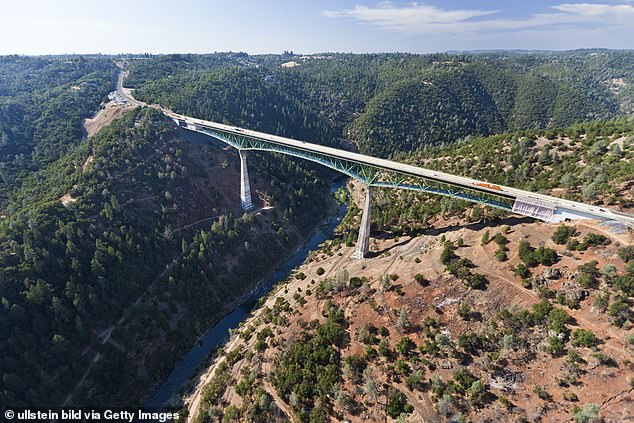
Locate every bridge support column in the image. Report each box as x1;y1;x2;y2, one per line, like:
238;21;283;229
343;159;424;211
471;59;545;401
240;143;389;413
352;185;372;259
239;150;254;211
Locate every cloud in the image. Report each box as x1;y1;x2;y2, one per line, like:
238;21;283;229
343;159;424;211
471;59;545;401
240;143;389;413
323;3;499;33
323;2;634;35
553;2;634;18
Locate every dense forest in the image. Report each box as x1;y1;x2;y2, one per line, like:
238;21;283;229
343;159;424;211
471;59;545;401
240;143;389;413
128;50;634;157
0;107;331;408
0;56;115;203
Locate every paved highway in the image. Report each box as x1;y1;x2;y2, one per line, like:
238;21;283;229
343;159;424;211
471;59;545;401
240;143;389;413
116;69;144;107
117;71;634;226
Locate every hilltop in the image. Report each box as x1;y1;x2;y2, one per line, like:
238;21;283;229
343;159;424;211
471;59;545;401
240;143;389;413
186;196;633;422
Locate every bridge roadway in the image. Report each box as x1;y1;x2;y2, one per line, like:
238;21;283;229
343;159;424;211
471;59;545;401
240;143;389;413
117;73;634;257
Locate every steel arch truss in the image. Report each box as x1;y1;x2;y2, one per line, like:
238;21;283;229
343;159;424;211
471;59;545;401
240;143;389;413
196;126;379;184
193;126;515;211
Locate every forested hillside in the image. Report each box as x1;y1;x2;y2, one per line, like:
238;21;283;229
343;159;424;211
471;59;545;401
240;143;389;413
133;66;341;148
0;108;331;407
353;118;634;239
127;50;634;157
0;56;115;203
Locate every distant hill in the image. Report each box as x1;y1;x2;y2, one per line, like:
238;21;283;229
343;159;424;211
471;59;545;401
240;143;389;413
127;50;634;157
0;56;115;203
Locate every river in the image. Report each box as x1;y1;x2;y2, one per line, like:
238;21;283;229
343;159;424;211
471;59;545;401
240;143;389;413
145;178;348;408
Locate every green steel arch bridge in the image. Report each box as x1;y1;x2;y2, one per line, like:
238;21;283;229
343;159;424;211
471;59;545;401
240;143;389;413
116;74;634;259
168;113;634;258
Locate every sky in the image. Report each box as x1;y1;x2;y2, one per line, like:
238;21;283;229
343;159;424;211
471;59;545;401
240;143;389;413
1;0;633;55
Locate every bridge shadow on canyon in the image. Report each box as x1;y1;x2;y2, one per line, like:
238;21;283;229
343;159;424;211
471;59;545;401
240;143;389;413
369;215;536;258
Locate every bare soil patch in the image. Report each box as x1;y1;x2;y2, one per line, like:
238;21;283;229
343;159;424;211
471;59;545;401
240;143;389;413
83;102;133;138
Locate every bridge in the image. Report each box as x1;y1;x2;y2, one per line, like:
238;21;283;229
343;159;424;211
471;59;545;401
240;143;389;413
117;77;634;258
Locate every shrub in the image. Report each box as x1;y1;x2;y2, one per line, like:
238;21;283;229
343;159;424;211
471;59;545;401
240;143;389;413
254;338;267;352
578;261;600;277
591;352;616;366
453;370;479;395
594;291;609;312
563;390;578;402
395;336;416;356
519;240;558;266
546;336;565;357
600;264;617;279
414;274;429;286
532;300;554;322
458;332;482;354
315;267;325;276
514;263;531;279
552;225;577;245
440;244;457;265
533;385;551;401
467;379;487;407
349;276;364;288
571;329;599;348
618;246;634;262
481;230;490;246
499;396;512;409
572;403;600;423
567;238;583;251
519;240;537;266
405;369;425;391
493;233;509;248
569;233;612;251
534;246;558;266
614;262;634;295
396;308;410;329
495;250;508;261
608;296;631;327
468;273;488;290
457;303;471;320
548;308;571;334
378;339;390;357
575;272;598;290
386;388;413;418
582;233;611;248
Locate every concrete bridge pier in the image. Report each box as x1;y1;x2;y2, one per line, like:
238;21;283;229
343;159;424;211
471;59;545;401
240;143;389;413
352;184;372;259
239;150;254;211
